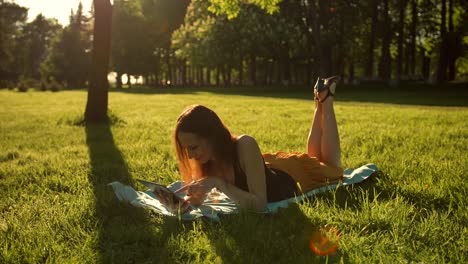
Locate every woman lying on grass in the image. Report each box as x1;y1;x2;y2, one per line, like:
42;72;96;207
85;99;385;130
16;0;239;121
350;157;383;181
168;76;343;212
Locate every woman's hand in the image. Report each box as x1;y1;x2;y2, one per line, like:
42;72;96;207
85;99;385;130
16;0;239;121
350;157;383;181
153;189;191;214
175;177;221;206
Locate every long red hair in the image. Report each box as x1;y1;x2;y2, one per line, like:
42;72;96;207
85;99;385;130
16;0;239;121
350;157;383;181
173;105;237;184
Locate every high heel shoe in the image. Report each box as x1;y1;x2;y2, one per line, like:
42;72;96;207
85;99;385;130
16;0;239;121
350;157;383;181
314;75;340;103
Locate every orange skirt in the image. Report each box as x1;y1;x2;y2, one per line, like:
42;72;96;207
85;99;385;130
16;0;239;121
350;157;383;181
262;152;343;192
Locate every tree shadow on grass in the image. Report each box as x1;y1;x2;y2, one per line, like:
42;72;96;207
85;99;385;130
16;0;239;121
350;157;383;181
85;123;181;262
201;204;348;263
108;83;468;107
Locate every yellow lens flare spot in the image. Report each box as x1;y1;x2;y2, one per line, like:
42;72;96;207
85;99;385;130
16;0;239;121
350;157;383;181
309;226;340;256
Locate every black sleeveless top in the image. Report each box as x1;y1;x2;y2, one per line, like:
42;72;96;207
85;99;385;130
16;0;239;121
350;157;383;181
233;158;298;202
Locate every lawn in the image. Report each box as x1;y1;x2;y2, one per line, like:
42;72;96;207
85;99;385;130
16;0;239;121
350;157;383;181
0;85;467;263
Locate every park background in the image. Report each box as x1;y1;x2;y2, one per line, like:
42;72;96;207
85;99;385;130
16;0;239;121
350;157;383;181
1;0;467;263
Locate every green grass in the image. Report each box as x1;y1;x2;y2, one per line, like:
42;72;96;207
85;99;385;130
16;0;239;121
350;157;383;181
0;86;467;263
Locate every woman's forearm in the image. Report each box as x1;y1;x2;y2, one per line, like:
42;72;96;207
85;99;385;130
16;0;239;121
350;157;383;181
215;178;267;212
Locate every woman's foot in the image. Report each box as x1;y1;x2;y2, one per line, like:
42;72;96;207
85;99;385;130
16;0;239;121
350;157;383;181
314;76;340;103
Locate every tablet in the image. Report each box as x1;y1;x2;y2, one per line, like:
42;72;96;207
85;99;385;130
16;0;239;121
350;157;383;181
137;179;184;210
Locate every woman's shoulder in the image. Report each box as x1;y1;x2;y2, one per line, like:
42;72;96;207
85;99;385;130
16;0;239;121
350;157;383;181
235;134;261;156
235;135;264;171
236;134;258;146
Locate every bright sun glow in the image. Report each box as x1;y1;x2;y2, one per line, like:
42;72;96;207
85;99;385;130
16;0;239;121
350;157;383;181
13;0;94;25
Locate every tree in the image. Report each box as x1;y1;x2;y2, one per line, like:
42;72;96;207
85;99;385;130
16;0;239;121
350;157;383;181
85;0;112;123
396;0;407;80
365;0;378;79
173;0;306;86
110;0;190;87
20;14;61;80
207;0;281;19
436;0;448;83
141;0;191;86
172;1;238;85
111;0;150;87
0;1;27;83
378;0;392;81
446;0;466;81
408;0;417;77
41;2;91;87
416;0;467;82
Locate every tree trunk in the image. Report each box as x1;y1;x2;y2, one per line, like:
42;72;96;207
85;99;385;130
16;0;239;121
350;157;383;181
250;54;256;85
276;60;281;84
292;64;298;85
127;74;131;88
306;59;313;85
238;56;243;86
193;66;196;85
447;40;457;80
366;0;378;78
215;66;220;86
267;61;273;85
421;48;430;81
172;65;176;86
447;0;456;80
436;0;448;83
279;42;291;85
155;71;160;87
221;65;226;86
303;0;315;85
318;0;332;76
181;59;186;86
404;44;410;76
174;63;179;85
116;71;122;88
192;65;196;85
378;0;392;81
448;0;453;32
226;66;231;86
397;0;407;80
409;0;417;77
283;47;291;85
322;1;336;76
198;67;202;85
152;53;161;87
199;66;204;86
262;59;268;85
166;48;172;85
85;0;112;123
188;65;193;85
349;59;355;84
206;67;211;86
308;0;322;77
336;16;345;77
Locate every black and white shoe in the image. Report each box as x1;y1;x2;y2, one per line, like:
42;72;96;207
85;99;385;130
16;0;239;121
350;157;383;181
314;76;340;103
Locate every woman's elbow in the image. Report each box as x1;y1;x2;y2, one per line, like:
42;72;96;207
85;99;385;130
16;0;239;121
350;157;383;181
254;198;267;212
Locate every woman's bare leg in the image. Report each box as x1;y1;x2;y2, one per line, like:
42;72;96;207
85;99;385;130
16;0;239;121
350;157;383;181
307;100;322;160
319;95;341;168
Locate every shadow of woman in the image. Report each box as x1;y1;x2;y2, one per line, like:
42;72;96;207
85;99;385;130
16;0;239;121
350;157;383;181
85;123;180;262
201;203;348;263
